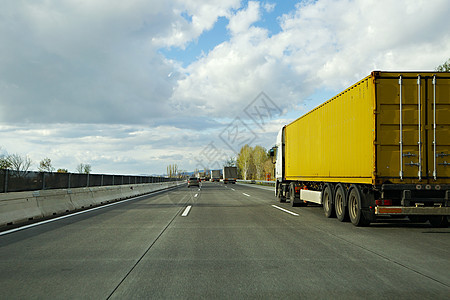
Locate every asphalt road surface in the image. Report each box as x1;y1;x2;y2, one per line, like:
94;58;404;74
1;182;449;299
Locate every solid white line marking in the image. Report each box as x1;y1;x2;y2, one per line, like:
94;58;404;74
194;193;198;197
272;205;299;216
0;188;175;236
243;193;250;197
181;205;192;217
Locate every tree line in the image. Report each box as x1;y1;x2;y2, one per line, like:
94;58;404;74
0;146;91;174
236;144;274;180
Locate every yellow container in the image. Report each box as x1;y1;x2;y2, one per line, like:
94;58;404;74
285;71;450;186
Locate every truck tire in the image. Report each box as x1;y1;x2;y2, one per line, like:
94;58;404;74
277;183;286;203
348;185;370;227
428;216;449;228
289;183;296;206
408;215;428;223
335;184;348;222
290;183;303;207
322;183;335;218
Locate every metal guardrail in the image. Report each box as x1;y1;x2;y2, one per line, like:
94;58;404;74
237;180;276;186
0;169;181;193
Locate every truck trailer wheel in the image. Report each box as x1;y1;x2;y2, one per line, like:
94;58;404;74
335;184;348;222
408;215;428;223
290;183;298;207
277;183;286;203
428;216;449;228
322;183;335;218
348;185;370;227
290;183;305;207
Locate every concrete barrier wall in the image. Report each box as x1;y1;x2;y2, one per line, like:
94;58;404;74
0;191;43;226
0;181;182;228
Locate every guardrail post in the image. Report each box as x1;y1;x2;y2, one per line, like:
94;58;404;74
68;173;71;189
4;169;8;193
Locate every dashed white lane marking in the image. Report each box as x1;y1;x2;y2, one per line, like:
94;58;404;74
271;205;299;216
181;205;192;217
231;188;235;191
194;193;198;197
242;193;250;197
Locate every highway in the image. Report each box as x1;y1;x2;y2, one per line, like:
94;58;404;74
1;182;449;299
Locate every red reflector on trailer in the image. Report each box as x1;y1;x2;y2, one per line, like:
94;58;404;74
383;199;393;206
376;199;393;206
378;208;403;214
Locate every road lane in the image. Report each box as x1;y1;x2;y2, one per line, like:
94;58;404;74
1;181;449;299
0;186;191;299
111;182;450;299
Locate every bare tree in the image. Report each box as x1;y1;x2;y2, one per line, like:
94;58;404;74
0;146;11;169
224;156;236;167
76;163;92;174
38;157;55;172
435;58;450;72
166;164;179;178
76;163;84;173
0;157;10;169
7;153;32;175
84;164;92;174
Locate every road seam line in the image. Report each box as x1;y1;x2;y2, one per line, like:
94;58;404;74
106;191;190;299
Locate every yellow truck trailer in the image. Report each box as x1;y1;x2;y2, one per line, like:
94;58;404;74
271;71;450;226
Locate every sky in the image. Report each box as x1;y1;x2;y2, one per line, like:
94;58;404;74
0;0;449;175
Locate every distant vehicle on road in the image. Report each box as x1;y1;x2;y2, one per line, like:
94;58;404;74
188;177;200;187
210;170;221;182
223;167;237;184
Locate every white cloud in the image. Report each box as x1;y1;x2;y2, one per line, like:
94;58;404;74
263;2;276;13
0;122;219;174
171;0;450;121
227;1;262;35
152;0;241;48
1;0;449;175
278;0;450;87
0;0;180;124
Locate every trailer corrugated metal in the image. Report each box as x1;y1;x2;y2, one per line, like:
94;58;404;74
285;74;375;184
285;71;450;185
273;71;450;226
375;72;450;184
